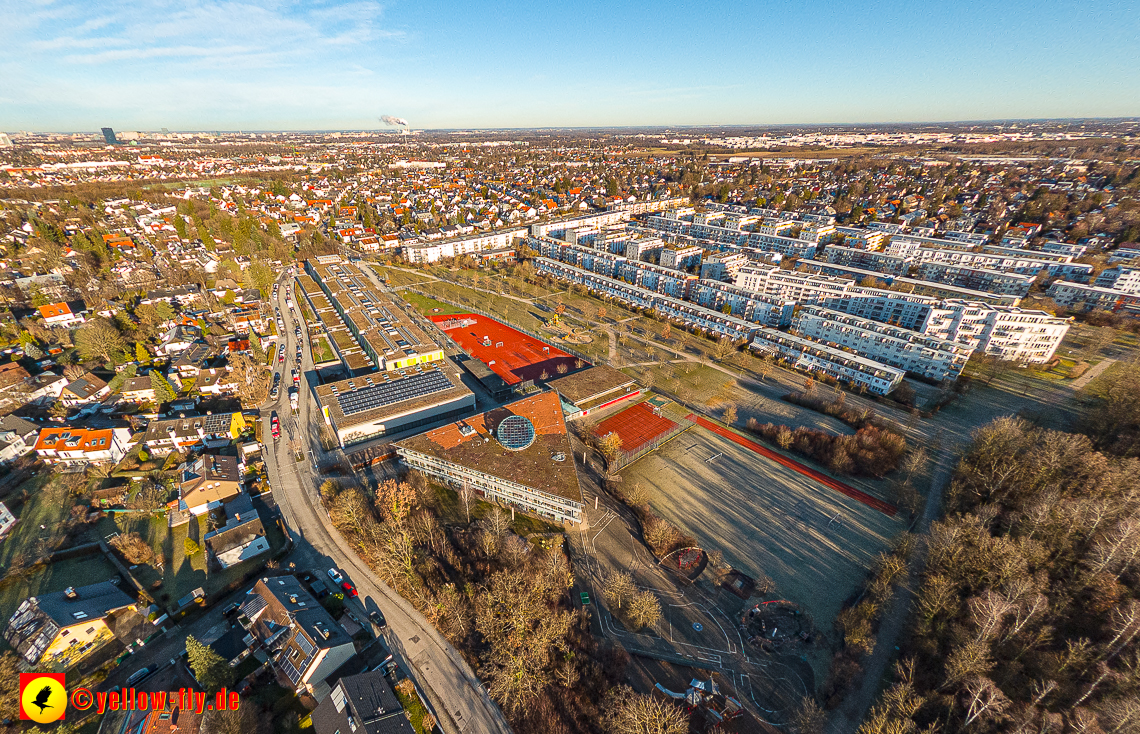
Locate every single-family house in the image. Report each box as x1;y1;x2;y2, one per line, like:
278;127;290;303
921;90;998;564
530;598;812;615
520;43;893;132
4;581;138;668
240;576;356;695
59;373;110;407
34;426;133;466
178;454;243;515
38;302;85;328
203;495;269;570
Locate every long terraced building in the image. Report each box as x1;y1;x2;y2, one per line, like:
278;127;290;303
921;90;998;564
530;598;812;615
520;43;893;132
300;256;474;447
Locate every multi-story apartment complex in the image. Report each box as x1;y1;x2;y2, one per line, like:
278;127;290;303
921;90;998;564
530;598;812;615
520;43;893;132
688;280;795;327
922;301;1071;363
1094;266;1140;294
734;265;855;304
819;287;940;331
401;227;527;264
699;252;750;282
915;262;1035;297
793;305;971;381
750;328;905;395
659;245;703;271
1047;280;1140;311
821;244;913;276
535;258;761;341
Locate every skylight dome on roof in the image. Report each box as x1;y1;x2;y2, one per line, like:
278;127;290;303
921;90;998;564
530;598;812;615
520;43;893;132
496;415;536;451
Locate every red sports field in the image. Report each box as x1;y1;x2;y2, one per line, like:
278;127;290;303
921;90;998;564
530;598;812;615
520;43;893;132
594;402;679;454
687;414;897;517
431;313;583;385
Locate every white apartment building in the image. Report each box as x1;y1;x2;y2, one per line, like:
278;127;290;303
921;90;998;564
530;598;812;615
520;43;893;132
1047;280;1139;311
821;245;912;276
1094;267;1140;295
819;287;940;331
793;305;971;382
923;301;1071;363
735;266;854;304
402;227;526;264
535;258;760;341
915;262;1035;297
699;252;750;282
750;329;905;396
659;245;703;271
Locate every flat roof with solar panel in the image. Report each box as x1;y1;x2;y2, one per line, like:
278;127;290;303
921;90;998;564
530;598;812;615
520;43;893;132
314;358;476;447
336;369;453;416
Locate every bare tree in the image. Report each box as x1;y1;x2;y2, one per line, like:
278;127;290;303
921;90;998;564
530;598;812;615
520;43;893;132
792;696;827;734
603;571;637;610
627;590;662;630
459;480;475;524
601;685;687;734
961;677;1010;728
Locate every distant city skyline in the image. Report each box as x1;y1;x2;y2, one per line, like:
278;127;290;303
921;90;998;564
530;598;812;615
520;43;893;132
2;0;1137;132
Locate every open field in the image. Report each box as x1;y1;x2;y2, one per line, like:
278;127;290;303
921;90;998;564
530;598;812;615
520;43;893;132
624;425;904;632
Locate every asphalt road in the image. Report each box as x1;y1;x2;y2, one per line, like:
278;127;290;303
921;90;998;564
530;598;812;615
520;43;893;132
260;270;513;734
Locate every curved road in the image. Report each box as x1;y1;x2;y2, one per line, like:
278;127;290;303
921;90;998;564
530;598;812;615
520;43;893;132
260;270;512;734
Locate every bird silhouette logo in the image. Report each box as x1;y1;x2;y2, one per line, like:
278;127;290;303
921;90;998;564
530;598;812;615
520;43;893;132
20;673;66;723
33;685;54;714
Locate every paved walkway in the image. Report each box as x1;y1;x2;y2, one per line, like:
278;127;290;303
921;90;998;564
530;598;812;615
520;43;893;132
1071;358;1116;390
686;414;898;517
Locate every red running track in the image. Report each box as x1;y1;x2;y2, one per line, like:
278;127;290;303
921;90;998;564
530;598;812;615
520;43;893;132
686;414;897;517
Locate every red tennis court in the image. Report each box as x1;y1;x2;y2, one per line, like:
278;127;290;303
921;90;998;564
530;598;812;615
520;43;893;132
594;402;679;454
431;313;583;385
687;414;897;517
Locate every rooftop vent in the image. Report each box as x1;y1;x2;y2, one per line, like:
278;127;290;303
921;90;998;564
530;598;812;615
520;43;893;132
63;587;78;600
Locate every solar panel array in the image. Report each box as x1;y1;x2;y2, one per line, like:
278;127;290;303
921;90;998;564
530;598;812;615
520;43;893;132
335;369;454;417
497;415;537;451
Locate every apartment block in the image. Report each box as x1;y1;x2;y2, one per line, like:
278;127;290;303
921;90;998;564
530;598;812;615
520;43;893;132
1094;266;1140;295
1047;280;1140;311
821;244;913;276
793;305;971;381
819;287;940;331
922;301;1071;363
535;258;760;341
699;252;751;282
750;329;905;395
915;262;1034;297
659;245;703;271
687;280;795;327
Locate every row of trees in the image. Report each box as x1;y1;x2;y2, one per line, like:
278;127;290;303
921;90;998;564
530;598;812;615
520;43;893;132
748;421;908;478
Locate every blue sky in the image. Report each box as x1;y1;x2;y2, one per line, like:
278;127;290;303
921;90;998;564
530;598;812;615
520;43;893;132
1;0;1137;131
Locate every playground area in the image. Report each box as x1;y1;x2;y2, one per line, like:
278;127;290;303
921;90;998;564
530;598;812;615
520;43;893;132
622;424;904;637
539;312;595;345
431;312;585;385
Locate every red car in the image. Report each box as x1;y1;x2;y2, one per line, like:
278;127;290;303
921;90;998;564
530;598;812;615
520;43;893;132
271;414;280;439
341;581;358;598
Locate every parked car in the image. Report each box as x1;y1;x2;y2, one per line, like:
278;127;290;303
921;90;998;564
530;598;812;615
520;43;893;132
369;610;387;628
126;667;154;686
271;413;280;439
327;567;344;584
341;581;358;598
